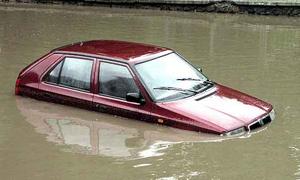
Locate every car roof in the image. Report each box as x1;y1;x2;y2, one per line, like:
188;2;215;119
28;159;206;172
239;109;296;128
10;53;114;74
53;40;171;61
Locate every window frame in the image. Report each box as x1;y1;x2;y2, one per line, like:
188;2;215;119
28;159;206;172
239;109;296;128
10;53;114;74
98;60;140;101
42;56;95;93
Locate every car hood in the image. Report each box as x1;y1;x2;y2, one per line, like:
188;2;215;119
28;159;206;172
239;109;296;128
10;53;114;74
157;84;273;132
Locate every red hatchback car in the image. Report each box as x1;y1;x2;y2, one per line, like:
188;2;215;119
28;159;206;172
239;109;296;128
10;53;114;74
15;40;275;136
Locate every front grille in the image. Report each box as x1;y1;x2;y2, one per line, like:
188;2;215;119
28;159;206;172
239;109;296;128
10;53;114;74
248;115;272;131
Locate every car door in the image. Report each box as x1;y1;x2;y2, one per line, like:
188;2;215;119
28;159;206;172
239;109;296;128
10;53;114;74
39;55;95;109
93;60;153;121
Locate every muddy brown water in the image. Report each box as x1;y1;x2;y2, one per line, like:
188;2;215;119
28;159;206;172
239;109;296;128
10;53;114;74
0;4;300;180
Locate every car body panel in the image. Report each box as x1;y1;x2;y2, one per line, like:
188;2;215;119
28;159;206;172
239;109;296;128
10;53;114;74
155;84;272;132
18;53;63;95
54;40;169;61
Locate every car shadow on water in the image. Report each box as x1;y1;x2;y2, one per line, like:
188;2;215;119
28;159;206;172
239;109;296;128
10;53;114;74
16;96;269;160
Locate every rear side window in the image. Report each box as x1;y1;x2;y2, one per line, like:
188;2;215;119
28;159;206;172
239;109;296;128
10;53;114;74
44;61;63;84
44;57;93;91
99;62;139;99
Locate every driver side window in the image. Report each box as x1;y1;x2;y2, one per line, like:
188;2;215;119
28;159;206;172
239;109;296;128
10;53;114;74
99;62;139;99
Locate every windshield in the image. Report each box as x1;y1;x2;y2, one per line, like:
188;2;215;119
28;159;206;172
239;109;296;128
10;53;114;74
135;53;211;102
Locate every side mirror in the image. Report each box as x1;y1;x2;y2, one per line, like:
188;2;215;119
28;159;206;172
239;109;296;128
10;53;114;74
197;67;203;72
126;93;145;105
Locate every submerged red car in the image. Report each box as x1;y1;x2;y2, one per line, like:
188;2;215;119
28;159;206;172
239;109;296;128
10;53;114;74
15;40;275;136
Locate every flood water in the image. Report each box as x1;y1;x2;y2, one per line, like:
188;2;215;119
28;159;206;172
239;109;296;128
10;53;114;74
0;4;300;180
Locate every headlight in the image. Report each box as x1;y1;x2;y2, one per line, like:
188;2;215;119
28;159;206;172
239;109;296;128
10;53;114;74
269;109;275;121
221;127;246;136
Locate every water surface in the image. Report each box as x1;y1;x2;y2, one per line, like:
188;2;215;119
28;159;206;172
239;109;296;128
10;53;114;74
0;4;300;180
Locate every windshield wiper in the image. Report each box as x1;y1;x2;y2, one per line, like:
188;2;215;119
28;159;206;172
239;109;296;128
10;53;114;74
153;86;197;94
176;78;214;85
176;77;201;81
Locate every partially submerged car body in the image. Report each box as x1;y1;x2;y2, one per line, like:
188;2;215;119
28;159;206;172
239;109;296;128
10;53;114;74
15;40;275;135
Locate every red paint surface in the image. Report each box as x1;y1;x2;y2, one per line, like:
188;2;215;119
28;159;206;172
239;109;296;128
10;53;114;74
55;40;169;61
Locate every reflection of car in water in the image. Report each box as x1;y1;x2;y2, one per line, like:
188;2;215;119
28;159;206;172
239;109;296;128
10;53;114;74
16;97;239;158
